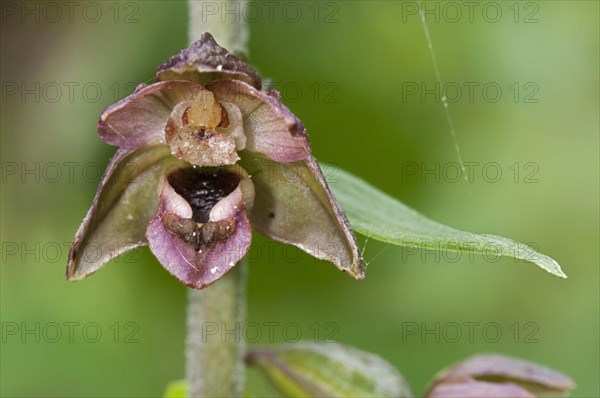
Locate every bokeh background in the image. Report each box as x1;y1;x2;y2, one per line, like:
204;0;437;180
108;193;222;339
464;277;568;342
1;1;598;396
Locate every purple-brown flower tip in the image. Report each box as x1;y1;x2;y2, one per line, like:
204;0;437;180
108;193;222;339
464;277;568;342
156;32;262;89
426;354;575;398
69;33;365;289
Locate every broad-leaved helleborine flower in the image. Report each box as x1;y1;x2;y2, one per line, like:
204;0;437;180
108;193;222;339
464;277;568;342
67;33;364;289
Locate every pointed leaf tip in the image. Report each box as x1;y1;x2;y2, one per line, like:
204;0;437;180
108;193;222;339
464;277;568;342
324;164;567;278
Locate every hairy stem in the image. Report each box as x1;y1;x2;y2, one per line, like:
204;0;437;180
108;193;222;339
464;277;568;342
186;1;249;397
186;264;247;397
189;0;248;53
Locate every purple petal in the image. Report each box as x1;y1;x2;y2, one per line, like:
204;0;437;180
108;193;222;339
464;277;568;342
156;32;261;89
427;354;575;398
208;80;310;163
428;381;535;398
240;153;364;279
146;166;254;289
98;81;204;148
67;146;173;280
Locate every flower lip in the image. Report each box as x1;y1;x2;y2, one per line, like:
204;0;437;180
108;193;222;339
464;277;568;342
145;165;254;288
167;167;242;224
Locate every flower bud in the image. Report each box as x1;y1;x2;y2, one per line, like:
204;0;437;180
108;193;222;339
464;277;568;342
426;354;575;398
246;343;412;397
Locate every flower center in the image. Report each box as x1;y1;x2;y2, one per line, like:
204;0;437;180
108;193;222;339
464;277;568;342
165;89;246;167
184;90;223;130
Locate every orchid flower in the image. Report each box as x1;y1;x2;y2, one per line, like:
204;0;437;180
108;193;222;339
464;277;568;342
67;33;364;289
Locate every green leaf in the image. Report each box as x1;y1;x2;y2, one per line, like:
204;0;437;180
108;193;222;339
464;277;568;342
246;343;412;397
325;165;566;278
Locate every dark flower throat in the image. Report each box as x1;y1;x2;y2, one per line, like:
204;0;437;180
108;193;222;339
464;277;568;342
167;168;240;223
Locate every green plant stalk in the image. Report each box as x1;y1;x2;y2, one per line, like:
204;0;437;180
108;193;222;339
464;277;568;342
186;1;249;397
189;0;248;52
186;264;247;397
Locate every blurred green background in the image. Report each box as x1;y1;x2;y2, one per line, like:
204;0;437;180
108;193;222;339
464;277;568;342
1;1;598;396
